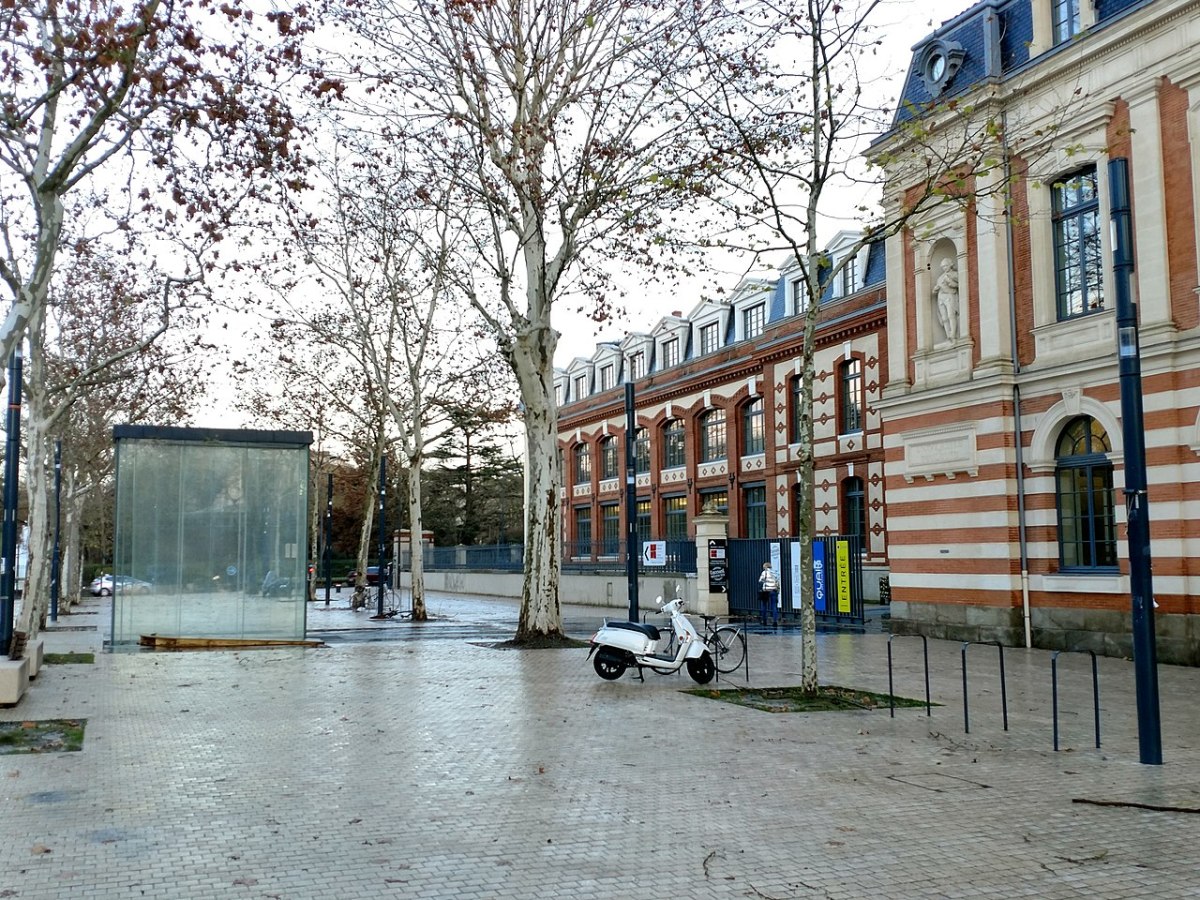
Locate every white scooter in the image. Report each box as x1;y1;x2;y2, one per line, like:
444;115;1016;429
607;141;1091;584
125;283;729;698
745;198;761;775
587;596;715;684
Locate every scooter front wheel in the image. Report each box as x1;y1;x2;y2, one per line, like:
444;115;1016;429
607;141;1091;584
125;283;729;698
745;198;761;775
686;652;715;685
593;648;627;681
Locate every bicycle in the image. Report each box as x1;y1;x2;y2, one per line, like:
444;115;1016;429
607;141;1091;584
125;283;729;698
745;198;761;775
652;613;746;675
701;615;746;674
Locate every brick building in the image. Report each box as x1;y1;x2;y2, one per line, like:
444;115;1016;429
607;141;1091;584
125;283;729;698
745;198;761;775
556;0;1200;662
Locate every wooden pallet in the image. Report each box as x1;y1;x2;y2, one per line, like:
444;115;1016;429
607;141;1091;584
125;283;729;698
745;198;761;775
138;635;324;651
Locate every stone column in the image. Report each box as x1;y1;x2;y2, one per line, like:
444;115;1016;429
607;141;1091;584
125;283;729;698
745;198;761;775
693;512;729;618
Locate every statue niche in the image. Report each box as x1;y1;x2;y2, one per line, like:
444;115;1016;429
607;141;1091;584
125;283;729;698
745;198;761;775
933;256;959;344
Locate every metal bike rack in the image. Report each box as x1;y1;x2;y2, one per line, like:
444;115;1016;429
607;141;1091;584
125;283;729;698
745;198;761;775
1051;649;1101;751
886;633;931;718
960;641;1008;734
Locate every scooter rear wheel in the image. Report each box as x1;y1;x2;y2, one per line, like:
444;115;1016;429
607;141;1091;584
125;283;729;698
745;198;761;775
593;648;627;681
686;652;716;685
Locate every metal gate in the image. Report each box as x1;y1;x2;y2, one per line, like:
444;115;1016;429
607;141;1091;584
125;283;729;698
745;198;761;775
726;536;864;627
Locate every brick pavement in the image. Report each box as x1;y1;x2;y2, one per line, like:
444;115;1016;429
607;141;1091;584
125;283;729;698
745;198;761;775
2;595;1198;899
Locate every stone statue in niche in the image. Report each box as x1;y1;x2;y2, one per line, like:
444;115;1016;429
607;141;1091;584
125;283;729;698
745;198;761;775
934;258;959;342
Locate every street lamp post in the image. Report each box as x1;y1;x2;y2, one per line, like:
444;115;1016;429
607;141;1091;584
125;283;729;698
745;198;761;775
1108;156;1162;765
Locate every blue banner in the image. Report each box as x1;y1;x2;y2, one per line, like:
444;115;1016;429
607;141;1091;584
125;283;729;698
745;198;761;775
813;541;827;613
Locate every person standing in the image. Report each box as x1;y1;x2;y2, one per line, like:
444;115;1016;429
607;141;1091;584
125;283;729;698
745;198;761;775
758;562;780;626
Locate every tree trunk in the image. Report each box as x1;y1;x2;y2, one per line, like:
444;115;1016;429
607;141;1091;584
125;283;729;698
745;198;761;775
407;459;427;621
510;322;563;640
17;405;52;639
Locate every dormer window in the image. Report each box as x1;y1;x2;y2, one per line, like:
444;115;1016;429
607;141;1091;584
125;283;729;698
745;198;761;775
573;374;588;400
791;278;809;315
628;351;644;379
599;365;614;391
1052;0;1080;44
841;255;858;296
660;337;680;368
699;322;720;355
742;304;765;340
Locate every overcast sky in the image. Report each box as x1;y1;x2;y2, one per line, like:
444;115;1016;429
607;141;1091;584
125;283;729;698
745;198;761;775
552;0;974;367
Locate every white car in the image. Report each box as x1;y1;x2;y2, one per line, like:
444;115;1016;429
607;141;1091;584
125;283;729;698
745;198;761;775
89;574;152;596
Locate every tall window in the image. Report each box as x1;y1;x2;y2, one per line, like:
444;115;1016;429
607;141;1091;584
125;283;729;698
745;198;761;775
699;322;720;355
1056;416;1117;570
660;337;679;368
599;436;618;480
841;255;858;295
664;495;688;540
662;419;685;468
743;485;767;539
790;375;804;443
573;374;587;400
636;499;651;545
600;503;620;555
1053;167;1104;320
700;409;727;462
628;351;645;380
743;304;766;340
573;443;591;485
791;278;808;314
839;358;863;434
743;397;765;455
1052;0;1080;44
573;506;592;557
634;427;650;474
842;477;866;544
599;365;614;391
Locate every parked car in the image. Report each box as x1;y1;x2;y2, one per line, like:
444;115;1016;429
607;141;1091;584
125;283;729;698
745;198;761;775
89;574;153;596
345;566;389;587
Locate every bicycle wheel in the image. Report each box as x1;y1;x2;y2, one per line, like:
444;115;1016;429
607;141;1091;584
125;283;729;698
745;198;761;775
710;625;746;673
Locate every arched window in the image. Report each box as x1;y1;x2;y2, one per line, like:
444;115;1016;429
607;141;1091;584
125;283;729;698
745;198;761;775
743;398;765;456
599;436;619;480
662;419;685;469
572;443;592;485
1056;416;1117;570
839;358;863;434
700;409;727;462
634;427;650;474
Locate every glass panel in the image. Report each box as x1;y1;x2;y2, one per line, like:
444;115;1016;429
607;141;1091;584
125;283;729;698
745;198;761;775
840;360;862;434
112;435;309;644
663;420;685;468
743;399;765;455
743;485;767;539
573;444;591;484
636;499;651;544
600;437;618;480
634;428;650;474
600;504;620;555
664;495;688;540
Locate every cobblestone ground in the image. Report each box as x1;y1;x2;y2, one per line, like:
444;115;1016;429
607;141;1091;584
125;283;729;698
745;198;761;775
3;595;1199;899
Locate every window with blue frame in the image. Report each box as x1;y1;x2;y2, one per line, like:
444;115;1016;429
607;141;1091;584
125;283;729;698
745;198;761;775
1056;416;1117;570
1052;0;1081;45
600;503;620;555
1053;167;1104;319
573;506;592;557
664;495;688;540
743;485;767;539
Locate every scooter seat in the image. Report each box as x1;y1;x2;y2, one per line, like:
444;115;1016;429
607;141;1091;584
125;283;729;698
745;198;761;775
605;620;661;641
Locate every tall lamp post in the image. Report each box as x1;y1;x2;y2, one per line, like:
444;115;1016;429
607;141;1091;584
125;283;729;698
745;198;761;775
0;348;23;656
623;382;639;621
1109;156;1162;765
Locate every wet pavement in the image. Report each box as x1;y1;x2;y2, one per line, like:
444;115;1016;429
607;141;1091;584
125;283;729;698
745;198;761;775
7;591;1200;899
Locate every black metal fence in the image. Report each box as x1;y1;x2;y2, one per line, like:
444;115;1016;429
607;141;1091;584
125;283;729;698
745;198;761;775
725;535;864;626
396;541;697;575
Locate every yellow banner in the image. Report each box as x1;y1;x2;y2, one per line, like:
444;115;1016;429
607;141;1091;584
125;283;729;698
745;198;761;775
836;540;851;614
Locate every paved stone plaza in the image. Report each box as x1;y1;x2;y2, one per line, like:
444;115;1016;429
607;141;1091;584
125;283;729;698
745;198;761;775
3;592;1199;898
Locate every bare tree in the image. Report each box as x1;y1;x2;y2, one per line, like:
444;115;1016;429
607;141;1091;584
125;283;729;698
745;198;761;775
680;0;1081;692
337;0;739;641
0;0;313;381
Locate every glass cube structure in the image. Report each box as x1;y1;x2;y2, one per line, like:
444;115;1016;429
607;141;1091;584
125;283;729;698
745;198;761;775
110;426;312;645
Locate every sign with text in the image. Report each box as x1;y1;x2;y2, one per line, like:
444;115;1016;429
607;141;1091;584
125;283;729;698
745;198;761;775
642;541;667;567
835;539;851;614
813;541;827;613
707;538;728;593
